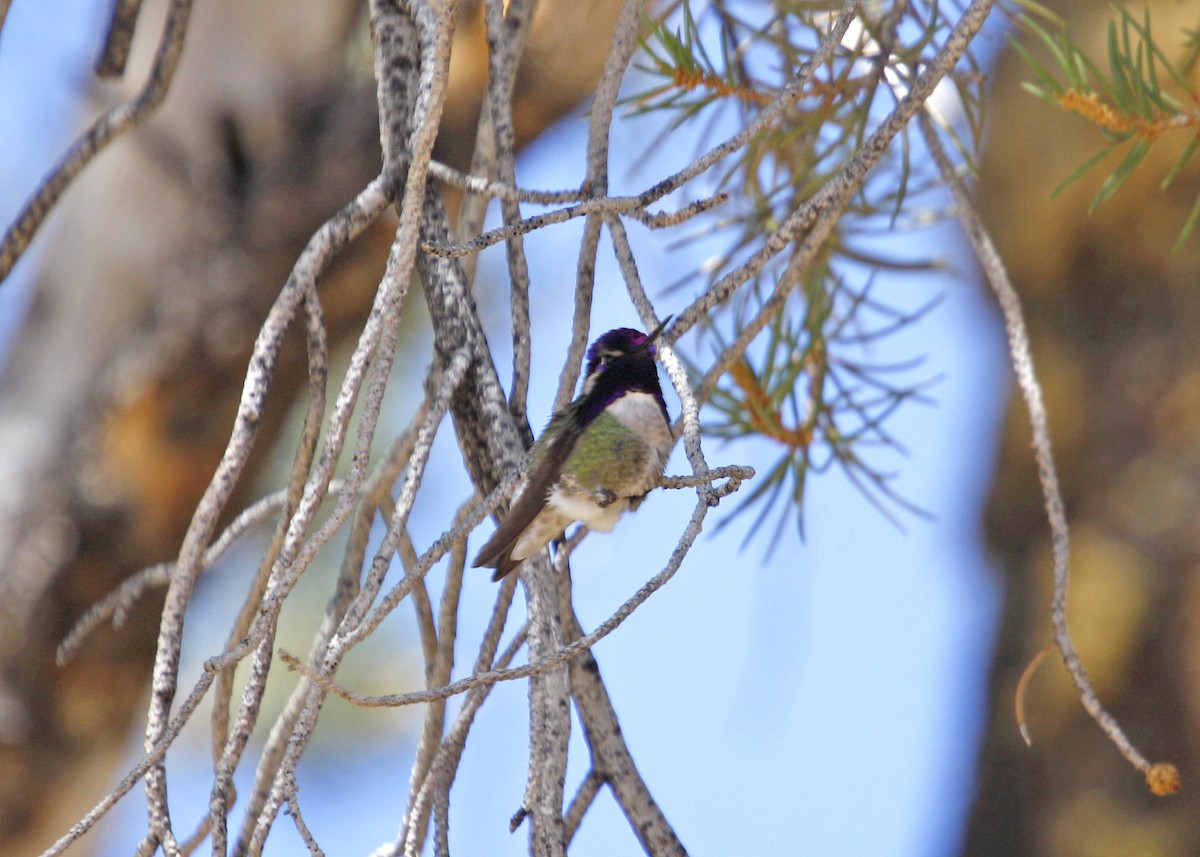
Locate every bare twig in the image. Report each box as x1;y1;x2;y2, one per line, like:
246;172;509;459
245;343;470;853
210;282;329;842
919;110;1180;796
286;792;326;857
481;0;537;421
605;214;712;490
659;465;756;491
1;0;194;281
420;512;468;855
140;169;390;855
563;770;605;844
95;0;147;77
428;159;584;204
209;1;461;848
420;190;729;259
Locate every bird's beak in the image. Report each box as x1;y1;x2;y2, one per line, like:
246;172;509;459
644;315;672;347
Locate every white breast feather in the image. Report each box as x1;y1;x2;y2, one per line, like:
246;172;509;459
606;392;673;471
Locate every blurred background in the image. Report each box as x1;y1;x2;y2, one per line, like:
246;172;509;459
0;1;1196;855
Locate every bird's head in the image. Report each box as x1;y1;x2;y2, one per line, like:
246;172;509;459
578;318;671;420
582;317;670;389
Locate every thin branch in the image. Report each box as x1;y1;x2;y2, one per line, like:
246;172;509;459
0;0;194;281
605;214;713;492
563;770;605;844
286;792;326;857
219;0;461;848
420;190;728;258
201;170;400;855
480;0;537;421
95;0;147;77
427;159;585;204
244;342;469;854
547;0;650;430
210;283;329;837
418;511;469;855
659;465;755;490
142;170;391;855
919;110;1180;796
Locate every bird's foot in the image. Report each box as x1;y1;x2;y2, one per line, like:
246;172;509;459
591;487;618;508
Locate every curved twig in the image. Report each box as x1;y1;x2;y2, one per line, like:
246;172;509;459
919;110;1180;795
95;0;148;77
0;0;194;281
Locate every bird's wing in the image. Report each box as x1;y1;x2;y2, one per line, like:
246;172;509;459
471;414;585;579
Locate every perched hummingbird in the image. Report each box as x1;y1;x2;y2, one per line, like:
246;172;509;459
472;321;674;580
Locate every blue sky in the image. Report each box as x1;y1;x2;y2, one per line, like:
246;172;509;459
1;4;1012;855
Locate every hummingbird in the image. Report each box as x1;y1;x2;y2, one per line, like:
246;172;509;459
472;320;674;580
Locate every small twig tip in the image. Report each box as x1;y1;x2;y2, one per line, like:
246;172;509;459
1146;762;1181;796
1018;722;1034;748
1014;643;1053;749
